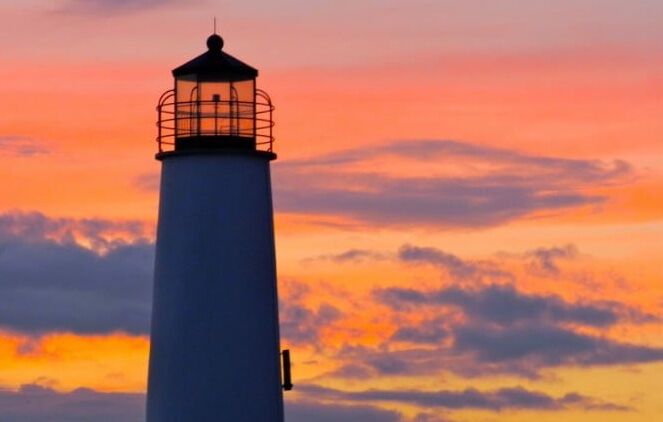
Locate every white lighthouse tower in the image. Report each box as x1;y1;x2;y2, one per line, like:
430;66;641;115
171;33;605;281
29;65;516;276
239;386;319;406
146;33;290;422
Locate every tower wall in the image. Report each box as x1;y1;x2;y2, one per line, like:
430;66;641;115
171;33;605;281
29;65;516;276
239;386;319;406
146;152;283;422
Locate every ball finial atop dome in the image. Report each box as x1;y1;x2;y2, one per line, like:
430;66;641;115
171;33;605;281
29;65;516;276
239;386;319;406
207;34;224;51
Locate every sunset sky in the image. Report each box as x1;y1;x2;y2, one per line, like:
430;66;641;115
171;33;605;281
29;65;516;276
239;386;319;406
1;1;662;421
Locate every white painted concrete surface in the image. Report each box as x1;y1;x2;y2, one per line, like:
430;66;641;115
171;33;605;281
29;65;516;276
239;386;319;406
146;151;283;422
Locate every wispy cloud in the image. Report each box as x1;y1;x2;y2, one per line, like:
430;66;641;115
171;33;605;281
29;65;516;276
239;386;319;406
286;400;403;422
0;136;49;157
303;248;388;264
390;317;449;344
0;384;143;422
337;321;663;378
274;140;632;228
297;384;630;412
280;302;341;346
56;0;185;14
376;283;634;327
285;140;631;181
452;322;663;369
524;244;578;275
397;244;507;280
0;384;410;422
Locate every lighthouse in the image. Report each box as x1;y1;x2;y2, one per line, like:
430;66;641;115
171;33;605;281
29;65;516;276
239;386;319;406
146;33;289;421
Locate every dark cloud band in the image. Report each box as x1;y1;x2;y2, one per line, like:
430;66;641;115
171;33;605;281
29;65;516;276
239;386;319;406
273;139;631;228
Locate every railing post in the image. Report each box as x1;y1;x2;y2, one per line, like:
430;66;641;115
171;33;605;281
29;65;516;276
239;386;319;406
269;104;273;152
156;89;176;153
253;89;257;140
157;105;162;153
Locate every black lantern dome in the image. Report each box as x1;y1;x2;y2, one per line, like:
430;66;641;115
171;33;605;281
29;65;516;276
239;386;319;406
172;34;258;80
156;34;274;156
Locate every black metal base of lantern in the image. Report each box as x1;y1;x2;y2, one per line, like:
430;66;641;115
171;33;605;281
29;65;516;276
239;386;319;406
156;135;276;161
174;135;257;151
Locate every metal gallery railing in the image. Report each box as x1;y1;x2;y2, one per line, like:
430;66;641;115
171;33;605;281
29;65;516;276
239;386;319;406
156;89;274;153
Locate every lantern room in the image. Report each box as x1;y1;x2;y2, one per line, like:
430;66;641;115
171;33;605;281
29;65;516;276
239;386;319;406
156;34;274;154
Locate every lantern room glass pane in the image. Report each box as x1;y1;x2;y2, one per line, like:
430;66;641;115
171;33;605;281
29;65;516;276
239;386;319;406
174;76;256;139
232;80;255;137
175;76;197;137
199;81;230;102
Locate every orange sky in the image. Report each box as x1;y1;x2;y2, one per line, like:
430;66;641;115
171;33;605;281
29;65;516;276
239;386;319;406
0;1;662;421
